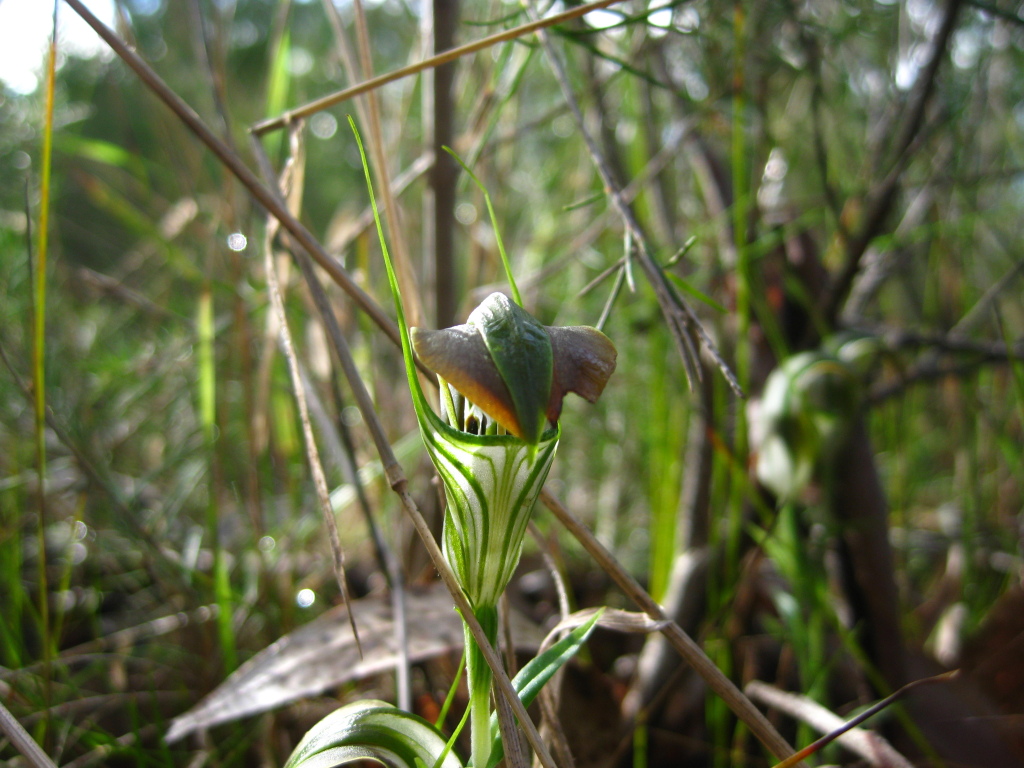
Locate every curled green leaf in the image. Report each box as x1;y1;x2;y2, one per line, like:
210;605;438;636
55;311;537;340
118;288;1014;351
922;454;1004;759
753;334;877;499
284;699;463;768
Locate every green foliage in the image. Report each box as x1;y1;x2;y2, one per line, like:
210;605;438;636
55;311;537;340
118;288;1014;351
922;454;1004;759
1;0;1023;765
284;699;462;768
283;611;602;768
752;334;879;500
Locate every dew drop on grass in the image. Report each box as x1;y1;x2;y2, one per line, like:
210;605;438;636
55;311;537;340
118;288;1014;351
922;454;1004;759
311;112;338;139
455;202;477;225
341;405;362;427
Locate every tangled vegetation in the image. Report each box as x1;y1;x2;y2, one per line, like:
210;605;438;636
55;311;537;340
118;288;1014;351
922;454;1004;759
2;1;1023;766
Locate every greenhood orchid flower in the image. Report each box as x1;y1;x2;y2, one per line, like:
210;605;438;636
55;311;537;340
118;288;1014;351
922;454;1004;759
396;293;614;768
352;118;615;768
409;293;615;768
413;292;617;445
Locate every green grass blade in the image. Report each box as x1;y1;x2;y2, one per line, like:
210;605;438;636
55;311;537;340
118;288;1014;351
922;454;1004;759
32;1;60;736
263;26;292;162
197;287;236;671
442;146;521;306
484;609;603;768
348;116;427;416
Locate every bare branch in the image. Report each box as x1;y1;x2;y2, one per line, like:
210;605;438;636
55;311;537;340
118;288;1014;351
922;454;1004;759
825;0;965;324
523;0;742;397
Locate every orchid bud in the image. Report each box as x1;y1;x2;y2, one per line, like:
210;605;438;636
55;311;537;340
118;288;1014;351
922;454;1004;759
405;292;614;768
410;292;616;609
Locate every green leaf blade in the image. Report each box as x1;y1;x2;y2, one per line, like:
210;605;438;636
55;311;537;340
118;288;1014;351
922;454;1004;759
484;609;604;768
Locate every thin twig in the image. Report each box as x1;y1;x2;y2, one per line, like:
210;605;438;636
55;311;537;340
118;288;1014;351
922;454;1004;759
948;243;1024;335
858;246;1024;403
576;122;690;299
527;522;576;768
528;528;577;768
77;266;192;325
788;0;846;232
523;0;742;397
870;356;1020;403
0;700;59;768
59;726;158;768
494;680;528;768
261;126;363;658
746;682;914;768
325;151;434;256
325;366;412;710
528;522;572;625
251;0;625;136
250;125;411;704
842;169;942;321
540;489;805;766
186;0;235;149
855;323;1024;359
748;671;958;768
825;0;964;323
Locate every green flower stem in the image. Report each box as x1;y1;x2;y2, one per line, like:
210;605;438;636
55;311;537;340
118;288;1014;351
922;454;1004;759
353;117;550;766
466;605;497;768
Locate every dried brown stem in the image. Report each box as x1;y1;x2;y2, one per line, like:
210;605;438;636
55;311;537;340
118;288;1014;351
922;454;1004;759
251;0;625;136
350;0;425;330
749;671;959;768
745;681;914;768
539;489;805;766
261;131;363;658
0;699;59;768
248;125;413;707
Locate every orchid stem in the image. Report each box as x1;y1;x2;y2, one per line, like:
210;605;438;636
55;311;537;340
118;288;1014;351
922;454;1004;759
466;604;498;768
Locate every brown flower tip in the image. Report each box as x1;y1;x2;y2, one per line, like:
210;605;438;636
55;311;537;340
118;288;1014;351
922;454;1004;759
546;325;617;423
412;310;616;438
